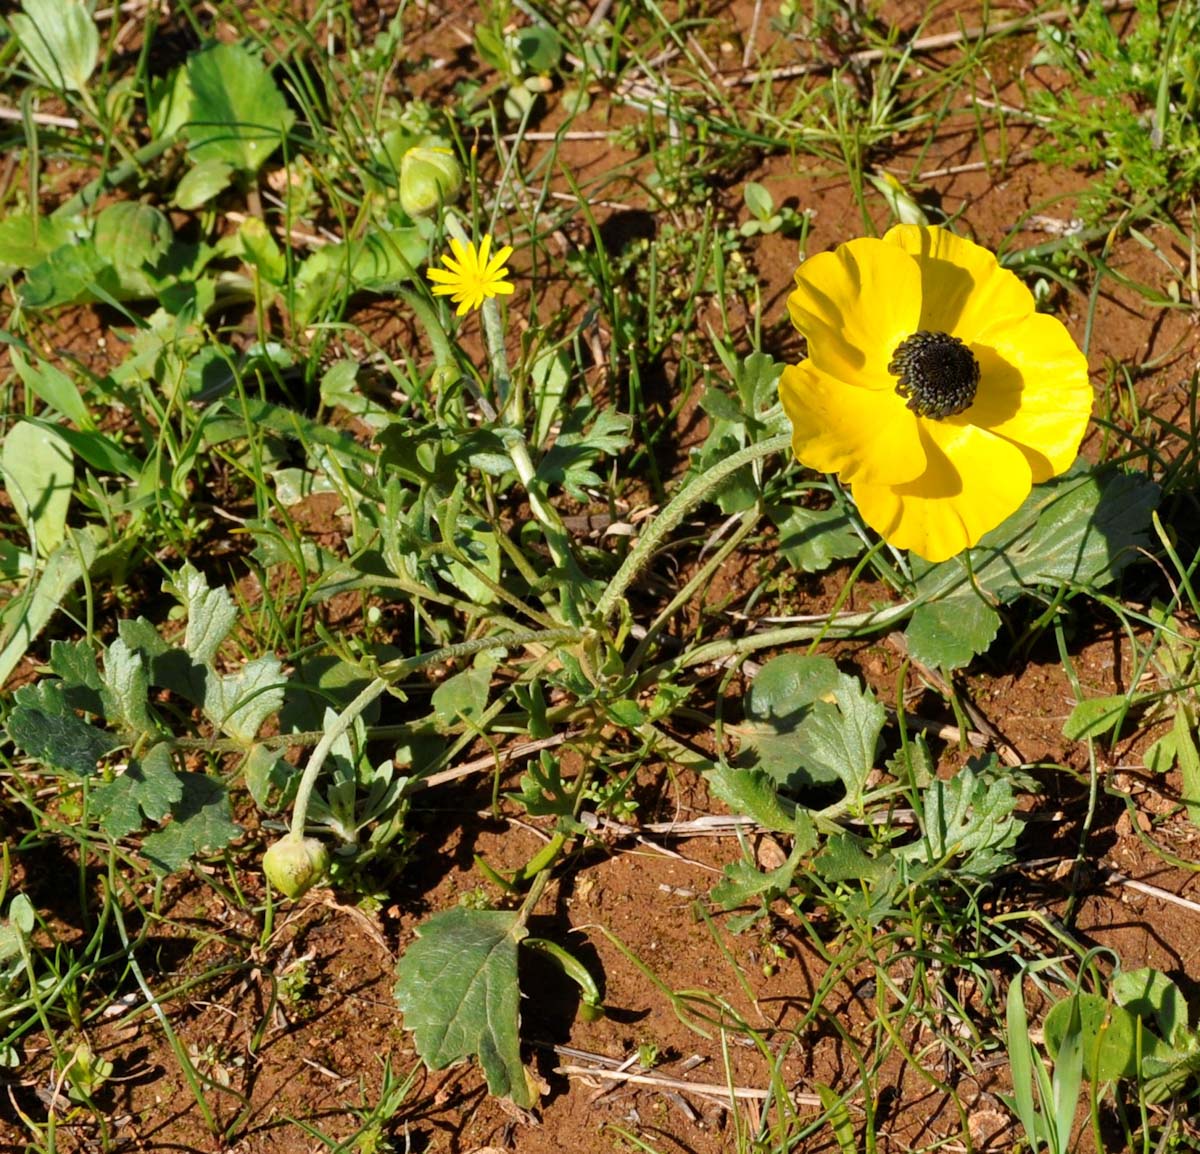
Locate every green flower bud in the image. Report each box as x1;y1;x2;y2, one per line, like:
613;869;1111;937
263;836;329;899
400;146;463;218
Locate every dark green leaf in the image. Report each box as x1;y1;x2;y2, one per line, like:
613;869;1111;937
915;468;1159;606
90;743;184;839
49;638;103;714
7;696;118;776
536;405;632;501
140;772;240;874
706;764;817;842
712;845;803;910
794;672;886;804
736;654;844;787
905;594;1001;671
242;744;298;813
395;908;532;1106
769;503;862;574
898;763;1019;878
815;832;892;883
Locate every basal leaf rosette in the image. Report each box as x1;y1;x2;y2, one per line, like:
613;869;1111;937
779;224;1093;562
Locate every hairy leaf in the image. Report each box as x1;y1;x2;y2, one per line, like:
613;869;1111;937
167;564;238;665
90;744;184;839
905;594;1001;671
49;638;104;714
898;761;1019;878
140;772;240;874
915;468;1158;606
203;654;285;743
101;638;159;736
7;683;118;776
395;908;532;1106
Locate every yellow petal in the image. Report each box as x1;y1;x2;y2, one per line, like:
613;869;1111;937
850;421;1032;562
486;245;514;277
779;361;927;486
966;313;1092;481
426;267;462;285
787;237;922;388
476;234;493;268
883;224;1035;344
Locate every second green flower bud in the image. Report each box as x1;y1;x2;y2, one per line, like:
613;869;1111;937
400;145;464;218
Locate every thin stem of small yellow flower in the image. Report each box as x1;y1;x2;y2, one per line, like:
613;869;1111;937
441;213;581;619
482;296;515;420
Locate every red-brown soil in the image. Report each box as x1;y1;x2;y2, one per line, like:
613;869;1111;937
3;1;1200;1152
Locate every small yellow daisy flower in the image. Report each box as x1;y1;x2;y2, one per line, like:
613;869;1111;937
426;233;515;316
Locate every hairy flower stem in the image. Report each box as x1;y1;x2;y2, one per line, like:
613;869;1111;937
595;432;793;622
287;627;585;841
480;296;581;597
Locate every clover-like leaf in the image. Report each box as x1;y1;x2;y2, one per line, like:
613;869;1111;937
395;908;532;1106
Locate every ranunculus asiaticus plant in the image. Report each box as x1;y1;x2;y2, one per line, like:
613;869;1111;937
780;224;1093;562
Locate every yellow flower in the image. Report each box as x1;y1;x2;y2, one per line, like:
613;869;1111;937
780;224;1093;562
426;233;514;316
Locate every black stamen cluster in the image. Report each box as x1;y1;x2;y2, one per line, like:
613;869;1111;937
888;330;980;420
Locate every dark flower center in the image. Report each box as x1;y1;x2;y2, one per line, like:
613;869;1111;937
888;330;980;420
